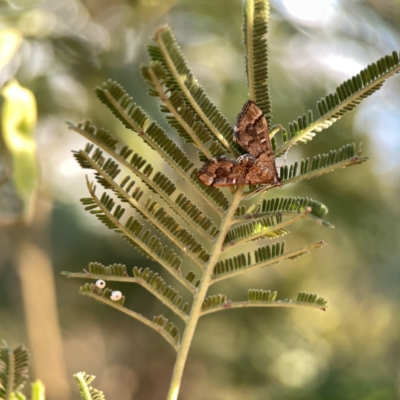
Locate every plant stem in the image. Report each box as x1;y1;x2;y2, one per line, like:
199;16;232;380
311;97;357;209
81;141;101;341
166;187;244;400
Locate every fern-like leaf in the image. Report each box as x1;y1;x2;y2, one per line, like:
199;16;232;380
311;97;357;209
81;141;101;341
94;80;194;174
212;240;325;283
141;64;227;161
81;185;201;293
245;143;367;198
86;179;210;267
280;143;367;185
70;118;227;215
223;214;288;249
235;196;332;227
86;262;128;277
0;343;29;399
275;51;400;155
63;263;189;321
200;289;327;316
73;372;105;400
72;129;219;240
148;26;243;157
243;0;272;127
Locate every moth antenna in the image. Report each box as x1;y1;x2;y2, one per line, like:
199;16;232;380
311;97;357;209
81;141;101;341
276;145;292;169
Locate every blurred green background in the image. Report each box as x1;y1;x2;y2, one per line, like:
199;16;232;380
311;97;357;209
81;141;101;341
1;0;400;399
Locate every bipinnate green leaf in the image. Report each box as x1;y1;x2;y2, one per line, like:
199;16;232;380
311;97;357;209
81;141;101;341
275;51;400;156
63;263;189;321
141;64;227;162
212;241;325;283
245;143;367;198
0;342;29;400
64;4;400;399
70;121;219;239
200;289;327;316
280;143;367;186
235;196;333;227
148;26;243;157
243;0;272;127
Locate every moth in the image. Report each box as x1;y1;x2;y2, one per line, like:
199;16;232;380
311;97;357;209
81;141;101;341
197;100;281;190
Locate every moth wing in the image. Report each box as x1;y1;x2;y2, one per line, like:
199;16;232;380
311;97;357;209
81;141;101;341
234;100;273;159
197;156;281;188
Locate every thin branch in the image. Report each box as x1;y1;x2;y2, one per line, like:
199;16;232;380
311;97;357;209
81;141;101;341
200;299;327;316
80;291;178;351
63;272;189;323
166;187;245;400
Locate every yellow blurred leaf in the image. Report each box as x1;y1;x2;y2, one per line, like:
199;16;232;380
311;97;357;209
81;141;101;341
31;379;46;400
0;29;22;70
1;79;39;221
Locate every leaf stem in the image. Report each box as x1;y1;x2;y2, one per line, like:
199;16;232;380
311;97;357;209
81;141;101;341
64;272;189;322
200;299;327;317
81;291;178;350
73;373;92;400
166;188;245;400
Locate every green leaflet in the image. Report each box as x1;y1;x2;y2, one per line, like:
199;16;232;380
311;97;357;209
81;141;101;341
275;51;400;155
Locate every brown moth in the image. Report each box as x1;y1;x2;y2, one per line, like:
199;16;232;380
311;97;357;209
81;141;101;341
197;100;281;189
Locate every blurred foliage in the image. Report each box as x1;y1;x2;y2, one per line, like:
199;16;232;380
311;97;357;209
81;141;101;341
1;79;39;221
0;0;399;400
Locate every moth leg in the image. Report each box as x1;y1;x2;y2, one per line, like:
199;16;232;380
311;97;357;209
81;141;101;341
276;144;293;169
